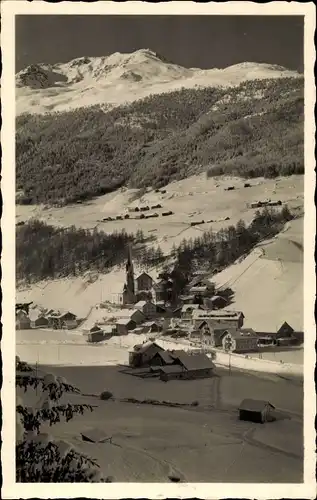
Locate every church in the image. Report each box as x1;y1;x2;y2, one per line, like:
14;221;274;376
119;246;161;306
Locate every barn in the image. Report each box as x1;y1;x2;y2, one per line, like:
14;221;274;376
239;399;276;423
116;318;137;335
87;325;104;343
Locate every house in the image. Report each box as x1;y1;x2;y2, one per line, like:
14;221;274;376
239;399;276;423
116;318;137;335
129;341;165;367
192;309;245;330
134;300;157;319
158;351;215;381
221;330;258;353
47;311;77;330
276;321;294;338
16;310;31;330
136;272;154;292
181;304;201;321
187;278;215;297
192;321;237;347
142;321;161;334
87;325;105;343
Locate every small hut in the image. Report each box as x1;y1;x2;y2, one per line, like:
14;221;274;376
239;399;275;424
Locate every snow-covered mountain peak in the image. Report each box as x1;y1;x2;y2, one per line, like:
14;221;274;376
16;49;302;115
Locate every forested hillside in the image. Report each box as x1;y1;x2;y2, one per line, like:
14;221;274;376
16;77;303;206
16;206;293;284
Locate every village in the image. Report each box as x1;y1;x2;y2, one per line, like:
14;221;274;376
16;244;303;384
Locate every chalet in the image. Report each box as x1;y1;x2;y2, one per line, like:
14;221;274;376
116;318;137;335
16;310;31;330
239;399;276;424
47;311;77;330
136;272;154;292
192;309;245;330
221;330;258;353
134;300;157;319
129;341;164;367
192;322;237;348
181;304;201;321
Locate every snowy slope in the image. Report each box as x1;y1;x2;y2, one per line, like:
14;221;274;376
16;49;301;115
211;219;303;332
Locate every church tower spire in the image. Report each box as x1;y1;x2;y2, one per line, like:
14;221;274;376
126;244;135;296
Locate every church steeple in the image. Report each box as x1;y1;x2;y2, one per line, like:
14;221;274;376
126;244;135;296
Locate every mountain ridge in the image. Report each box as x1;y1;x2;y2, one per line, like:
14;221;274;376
16;49;301;115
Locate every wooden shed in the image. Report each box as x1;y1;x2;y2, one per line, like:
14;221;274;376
116;318;137;335
87;326;104;343
239;399;275;424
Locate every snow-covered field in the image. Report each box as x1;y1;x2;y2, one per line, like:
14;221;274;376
16;50;301;115
16;328;303;378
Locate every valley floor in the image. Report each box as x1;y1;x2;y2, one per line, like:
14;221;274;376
18;361;303;483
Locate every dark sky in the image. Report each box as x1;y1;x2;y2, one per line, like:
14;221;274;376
16;15;304;73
